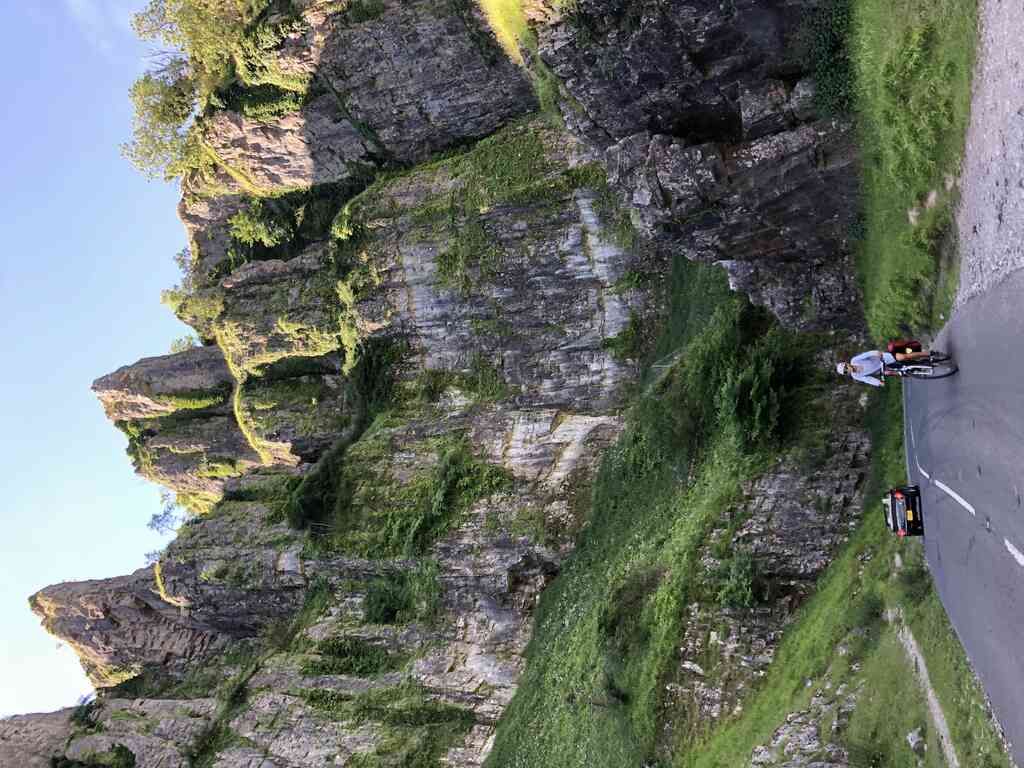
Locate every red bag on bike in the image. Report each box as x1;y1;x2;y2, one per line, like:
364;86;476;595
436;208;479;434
887;338;922;354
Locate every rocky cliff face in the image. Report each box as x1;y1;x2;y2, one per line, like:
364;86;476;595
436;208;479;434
8;0;871;766
534;0;862;330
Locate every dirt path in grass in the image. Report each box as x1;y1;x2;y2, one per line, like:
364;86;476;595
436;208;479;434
885;607;961;768
954;0;1024;308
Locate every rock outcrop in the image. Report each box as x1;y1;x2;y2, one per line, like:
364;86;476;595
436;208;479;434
664;387;870;743
30;501;307;686
181;0;536;278
535;0;863;330
0;699;218;768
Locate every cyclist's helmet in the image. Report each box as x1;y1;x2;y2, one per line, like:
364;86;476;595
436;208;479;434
836;362;847;376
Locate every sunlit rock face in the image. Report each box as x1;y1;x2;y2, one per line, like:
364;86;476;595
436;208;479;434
181;0;537;279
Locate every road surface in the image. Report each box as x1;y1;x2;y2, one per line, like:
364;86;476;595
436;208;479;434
903;269;1024;766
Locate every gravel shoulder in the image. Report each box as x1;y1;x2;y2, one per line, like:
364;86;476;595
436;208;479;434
954;0;1024;308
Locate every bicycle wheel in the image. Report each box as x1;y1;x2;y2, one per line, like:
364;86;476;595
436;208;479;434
907;362;958;379
928;351;952;364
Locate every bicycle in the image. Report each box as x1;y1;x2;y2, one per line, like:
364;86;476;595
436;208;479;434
883;351;958;380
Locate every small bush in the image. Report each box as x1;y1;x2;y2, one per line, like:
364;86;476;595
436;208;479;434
714;550;758;609
384;440;511;556
715;327;801;450
220;81;305;120
69;699;102;732
230;199;293;248
602;311;648;361
305;682;475;729
169;335;199;353
896;542;933;604
185;722;235;768
363;563;442;625
303;636;404;676
340;0;386;25
798;0;854;115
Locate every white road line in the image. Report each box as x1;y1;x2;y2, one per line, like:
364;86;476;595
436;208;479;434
934;479;976;516
907;415;932;479
1004;539;1024;569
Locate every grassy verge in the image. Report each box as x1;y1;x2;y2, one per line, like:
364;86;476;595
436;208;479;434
852;0;977;338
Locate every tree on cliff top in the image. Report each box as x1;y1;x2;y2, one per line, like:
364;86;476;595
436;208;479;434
132;0;268;95
122;57;196;181
123;0;270;179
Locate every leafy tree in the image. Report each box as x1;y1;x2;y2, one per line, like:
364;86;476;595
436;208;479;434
148;491;184;535
124;1;273;180
132;0;266;95
229;199;293;247
170;335;199;353
122;57;197;180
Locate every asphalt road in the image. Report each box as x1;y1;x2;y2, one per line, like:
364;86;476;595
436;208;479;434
902;269;1024;765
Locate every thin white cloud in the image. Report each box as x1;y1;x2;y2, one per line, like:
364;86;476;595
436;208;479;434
63;0;118;54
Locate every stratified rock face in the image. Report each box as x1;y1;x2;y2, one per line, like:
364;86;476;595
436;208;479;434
29;502;308;686
205;0;535;187
105;119;646;508
93;345;234;422
0;709;74;768
536;0;863;330
182;0;536;277
0;699;217;768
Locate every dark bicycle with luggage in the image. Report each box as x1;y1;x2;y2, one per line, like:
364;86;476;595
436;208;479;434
883;339;957;380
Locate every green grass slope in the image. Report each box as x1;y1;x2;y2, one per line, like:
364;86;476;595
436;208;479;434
852;0;977;338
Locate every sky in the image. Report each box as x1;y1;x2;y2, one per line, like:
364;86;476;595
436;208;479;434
0;1;194;717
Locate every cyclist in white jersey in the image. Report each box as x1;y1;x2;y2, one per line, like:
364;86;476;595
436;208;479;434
836;348;931;387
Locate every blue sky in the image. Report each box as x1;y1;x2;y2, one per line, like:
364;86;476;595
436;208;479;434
0;1;193;716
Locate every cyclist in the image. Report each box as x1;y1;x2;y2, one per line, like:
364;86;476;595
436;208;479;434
836;347;931;387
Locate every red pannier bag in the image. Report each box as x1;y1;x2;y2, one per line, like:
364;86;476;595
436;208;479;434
887;338;922;354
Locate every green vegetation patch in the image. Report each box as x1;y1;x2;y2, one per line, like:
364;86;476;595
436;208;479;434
362;563;443;626
51;745;136;768
304;682;475;768
153;386;230;411
290;429;512;559
237;373;351;449
338;0;387;26
851;0;977;337
486;258;819;768
407;353;512;404
207;178;373;286
796;0;855;115
219;82;307;121
602;310;647;361
302;635;407;676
